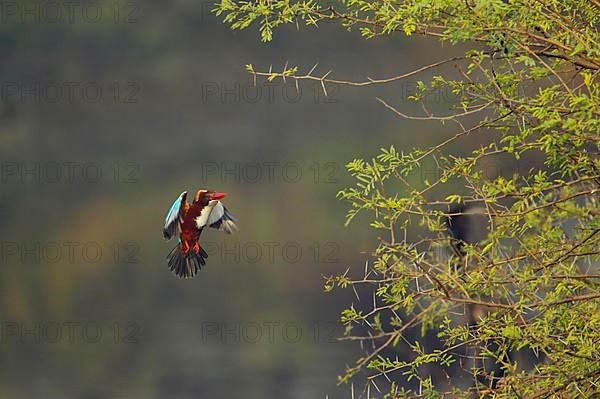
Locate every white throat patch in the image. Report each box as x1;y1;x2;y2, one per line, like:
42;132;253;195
195;200;220;228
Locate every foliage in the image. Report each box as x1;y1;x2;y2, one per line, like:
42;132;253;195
214;0;600;397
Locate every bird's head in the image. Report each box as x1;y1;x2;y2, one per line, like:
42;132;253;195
194;189;227;205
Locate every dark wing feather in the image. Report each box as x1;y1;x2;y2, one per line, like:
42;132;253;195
209;202;238;234
163;191;187;240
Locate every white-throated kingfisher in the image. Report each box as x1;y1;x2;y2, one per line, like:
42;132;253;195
163;189;238;278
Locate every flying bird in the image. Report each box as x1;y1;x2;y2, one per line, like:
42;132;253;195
163;189;238;278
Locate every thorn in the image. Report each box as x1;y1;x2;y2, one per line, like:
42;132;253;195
283;61;288;83
308;63;319;76
352;284;360;302
371;380;381;394
321;80;328;97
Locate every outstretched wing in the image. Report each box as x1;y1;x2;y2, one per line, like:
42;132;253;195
208;201;238;234
195;200;238;234
163;191;187;240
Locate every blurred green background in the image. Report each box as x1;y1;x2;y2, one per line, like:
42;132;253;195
0;0;482;397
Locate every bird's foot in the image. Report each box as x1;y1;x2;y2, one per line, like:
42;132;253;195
180;241;191;256
192;242;201;254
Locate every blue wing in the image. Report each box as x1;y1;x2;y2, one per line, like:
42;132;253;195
163;191;187;240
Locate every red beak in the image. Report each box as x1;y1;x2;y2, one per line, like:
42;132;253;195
213;192;227;200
